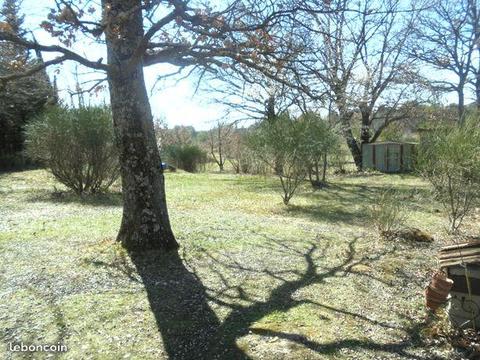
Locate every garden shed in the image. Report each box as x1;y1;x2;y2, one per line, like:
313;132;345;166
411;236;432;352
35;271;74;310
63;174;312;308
362;142;416;173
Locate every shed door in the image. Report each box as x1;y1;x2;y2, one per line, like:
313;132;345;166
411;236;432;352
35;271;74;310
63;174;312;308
375;145;386;171
386;144;401;172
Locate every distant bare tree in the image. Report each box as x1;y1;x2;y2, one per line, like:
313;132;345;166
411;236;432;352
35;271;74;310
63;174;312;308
207;120;231;172
296;0;424;170
153;116;170;152
225;128;247;173
412;0;476;121
467;0;480;110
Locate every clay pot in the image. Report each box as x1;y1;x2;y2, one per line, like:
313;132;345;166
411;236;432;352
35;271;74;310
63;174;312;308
425;271;454;311
425;286;445;310
431;271;454;293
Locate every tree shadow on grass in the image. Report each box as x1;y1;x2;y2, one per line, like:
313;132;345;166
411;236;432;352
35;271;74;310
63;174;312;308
285;183;416;225
129;250;248;359
284;204;369;225
129;236;433;359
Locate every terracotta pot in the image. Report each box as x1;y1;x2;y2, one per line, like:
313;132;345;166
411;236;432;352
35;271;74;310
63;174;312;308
426;299;443;310
431;271;454;293
425;271;454;311
425;286;445;310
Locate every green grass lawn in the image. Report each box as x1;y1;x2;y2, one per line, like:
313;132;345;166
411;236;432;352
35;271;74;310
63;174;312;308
0;169;477;359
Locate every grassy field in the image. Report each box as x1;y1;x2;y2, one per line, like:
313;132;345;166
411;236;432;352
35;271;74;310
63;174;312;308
1;169;478;359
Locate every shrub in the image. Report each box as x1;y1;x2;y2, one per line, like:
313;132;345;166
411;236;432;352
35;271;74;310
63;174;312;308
164;144;207;172
416;119;480;233
248;113;307;205
368;188;407;238
299;112;340;186
330;145;351;174
25;106;120;194
225;130;249;174
225;129;267;175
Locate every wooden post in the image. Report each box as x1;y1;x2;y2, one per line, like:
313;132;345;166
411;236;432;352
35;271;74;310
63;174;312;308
400;144;404;172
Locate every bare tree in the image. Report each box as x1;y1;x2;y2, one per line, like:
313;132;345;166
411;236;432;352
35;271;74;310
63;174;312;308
467;0;480;110
205;64;311;124
293;0;424;170
0;0;304;251
207;120;231;172
206;65;314;176
412;0;476;122
224;127;247;174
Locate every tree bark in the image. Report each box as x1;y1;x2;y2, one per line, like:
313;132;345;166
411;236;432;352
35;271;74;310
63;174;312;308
105;0;178;251
342;126;362;171
337;104;362;170
360;110;372;144
458;87;466;124
308;164;313;184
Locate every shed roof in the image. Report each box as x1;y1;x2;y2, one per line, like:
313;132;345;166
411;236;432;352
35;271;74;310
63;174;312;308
439;241;480;267
363;141;418;146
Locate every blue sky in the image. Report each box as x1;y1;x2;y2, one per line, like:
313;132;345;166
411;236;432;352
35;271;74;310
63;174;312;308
18;0;463;130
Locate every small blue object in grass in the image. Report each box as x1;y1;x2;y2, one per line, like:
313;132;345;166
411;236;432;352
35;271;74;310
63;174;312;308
160;162;176;172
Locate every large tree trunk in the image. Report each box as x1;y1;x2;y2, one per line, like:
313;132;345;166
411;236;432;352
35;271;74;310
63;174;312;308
360;111;372;144
105;0;178;251
342;126;362;171
337;104;362;171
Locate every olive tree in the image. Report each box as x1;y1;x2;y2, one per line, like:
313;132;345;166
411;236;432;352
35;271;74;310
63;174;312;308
248;113;308;205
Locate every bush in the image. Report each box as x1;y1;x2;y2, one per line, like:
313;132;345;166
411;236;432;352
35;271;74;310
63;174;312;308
164;144;207;172
368;188;407;238
299;112;340;186
416;119;480;233
25;106;120;194
248;113;307;205
330;145;351;174
225;129;267;175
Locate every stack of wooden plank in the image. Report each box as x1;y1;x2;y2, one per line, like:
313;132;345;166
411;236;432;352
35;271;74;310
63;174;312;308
439;241;480;328
439;241;480;268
